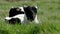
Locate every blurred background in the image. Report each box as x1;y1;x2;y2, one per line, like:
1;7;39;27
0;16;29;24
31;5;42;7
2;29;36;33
0;0;60;34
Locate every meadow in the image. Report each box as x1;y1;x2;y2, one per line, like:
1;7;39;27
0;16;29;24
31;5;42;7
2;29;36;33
0;0;60;34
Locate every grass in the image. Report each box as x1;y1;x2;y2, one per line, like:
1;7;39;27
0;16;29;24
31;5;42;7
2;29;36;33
0;0;60;34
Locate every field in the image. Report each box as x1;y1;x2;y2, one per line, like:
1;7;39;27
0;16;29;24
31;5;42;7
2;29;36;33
0;0;60;34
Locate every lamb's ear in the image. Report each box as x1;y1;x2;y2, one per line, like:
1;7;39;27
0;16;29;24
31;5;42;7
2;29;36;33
11;6;14;8
35;6;38;9
23;5;27;7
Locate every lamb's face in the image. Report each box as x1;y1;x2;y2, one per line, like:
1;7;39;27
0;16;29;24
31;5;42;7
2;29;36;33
5;17;20;24
9;18;21;24
5;14;27;24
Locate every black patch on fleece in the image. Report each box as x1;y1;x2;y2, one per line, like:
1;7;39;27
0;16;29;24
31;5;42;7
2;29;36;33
9;7;24;17
24;6;37;21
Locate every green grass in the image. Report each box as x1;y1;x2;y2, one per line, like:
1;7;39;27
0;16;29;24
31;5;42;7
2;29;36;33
0;0;60;34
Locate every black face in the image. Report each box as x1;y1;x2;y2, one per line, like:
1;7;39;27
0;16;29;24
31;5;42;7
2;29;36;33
23;6;37;21
9;18;21;24
9;7;24;17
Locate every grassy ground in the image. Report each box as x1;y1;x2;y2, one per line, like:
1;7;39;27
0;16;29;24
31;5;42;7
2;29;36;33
0;0;60;34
